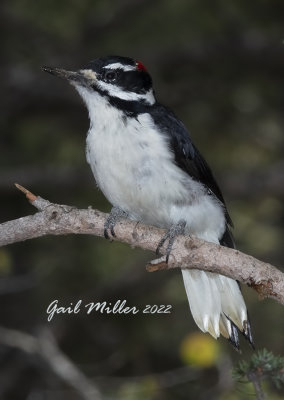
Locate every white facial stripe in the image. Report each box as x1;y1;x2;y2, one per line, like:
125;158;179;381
97;80;155;105
103;62;136;72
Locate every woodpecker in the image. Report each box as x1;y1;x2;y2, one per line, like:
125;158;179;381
43;56;253;349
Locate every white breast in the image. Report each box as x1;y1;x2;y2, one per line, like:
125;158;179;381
82;89;225;242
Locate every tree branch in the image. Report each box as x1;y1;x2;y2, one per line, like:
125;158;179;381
0;325;102;400
1;185;283;305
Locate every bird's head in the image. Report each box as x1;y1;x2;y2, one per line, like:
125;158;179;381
42;56;156;113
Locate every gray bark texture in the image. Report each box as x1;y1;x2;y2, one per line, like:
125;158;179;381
1;185;283;305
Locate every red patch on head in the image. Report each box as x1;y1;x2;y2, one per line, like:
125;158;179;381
136;60;147;72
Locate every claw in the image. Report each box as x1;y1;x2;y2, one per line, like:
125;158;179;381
104;206;128;240
156;235;167;255
110;225;116;238
156;220;186;263
104;227;111;240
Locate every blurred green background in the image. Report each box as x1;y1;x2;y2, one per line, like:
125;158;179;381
0;0;283;399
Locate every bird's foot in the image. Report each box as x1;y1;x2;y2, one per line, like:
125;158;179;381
156;220;186;263
104;206;128;240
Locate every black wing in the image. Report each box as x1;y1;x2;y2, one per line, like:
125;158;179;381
151;103;235;248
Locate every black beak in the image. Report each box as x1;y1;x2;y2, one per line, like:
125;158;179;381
42;66;78;80
41;66;93;87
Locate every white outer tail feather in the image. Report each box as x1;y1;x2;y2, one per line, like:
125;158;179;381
181;269;248;341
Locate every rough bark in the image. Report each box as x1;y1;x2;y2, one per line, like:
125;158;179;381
0;185;283;305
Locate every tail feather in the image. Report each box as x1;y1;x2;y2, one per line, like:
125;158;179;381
219;314;231;339
242;311;255;348
217;275;247;331
182;268;252;348
181;269;221;338
227;318;241;351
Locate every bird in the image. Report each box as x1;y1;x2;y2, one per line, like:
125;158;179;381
43;55;253;350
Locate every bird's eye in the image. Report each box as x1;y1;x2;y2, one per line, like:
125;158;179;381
105;71;117;81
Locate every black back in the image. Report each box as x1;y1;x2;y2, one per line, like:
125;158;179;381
150;104;235;248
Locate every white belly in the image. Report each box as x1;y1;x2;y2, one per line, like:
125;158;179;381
86;111;225;242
